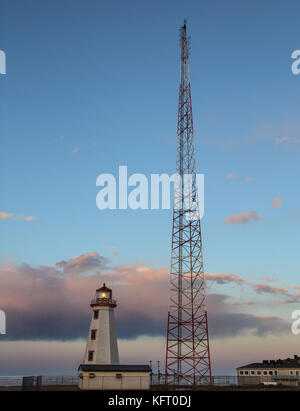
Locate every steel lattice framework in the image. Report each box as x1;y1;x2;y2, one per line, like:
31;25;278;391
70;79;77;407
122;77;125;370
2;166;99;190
165;21;212;386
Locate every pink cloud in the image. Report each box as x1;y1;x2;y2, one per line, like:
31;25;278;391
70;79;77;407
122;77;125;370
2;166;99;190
223;211;262;225
23;216;39;221
252;283;288;295
52;251;108;275
0;253;289;341
270;197;283;209
205;273;246;285
0;211;38;221
0;211;14;219
226;173;236;180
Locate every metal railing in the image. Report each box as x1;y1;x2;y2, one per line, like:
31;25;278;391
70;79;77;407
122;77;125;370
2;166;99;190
0;377;23;387
151;373;237;386
90;298;117;306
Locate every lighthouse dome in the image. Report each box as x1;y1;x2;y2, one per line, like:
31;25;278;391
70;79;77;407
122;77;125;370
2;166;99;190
91;283;116;308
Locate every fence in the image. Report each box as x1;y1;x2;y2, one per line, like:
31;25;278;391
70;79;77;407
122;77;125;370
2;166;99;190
151;373;237;386
0;374;237;390
0;376;23;387
22;376;80;391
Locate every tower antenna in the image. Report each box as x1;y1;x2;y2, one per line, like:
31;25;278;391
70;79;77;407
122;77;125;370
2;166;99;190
164;21;212;386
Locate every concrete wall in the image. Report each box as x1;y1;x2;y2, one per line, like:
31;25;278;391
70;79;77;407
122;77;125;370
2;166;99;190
79;371;150;390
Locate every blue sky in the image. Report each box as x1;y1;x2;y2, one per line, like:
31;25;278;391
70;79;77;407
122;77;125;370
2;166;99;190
1;0;300;374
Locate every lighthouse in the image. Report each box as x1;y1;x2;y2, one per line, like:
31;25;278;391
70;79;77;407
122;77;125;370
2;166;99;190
79;283;151;390
83;283;119;365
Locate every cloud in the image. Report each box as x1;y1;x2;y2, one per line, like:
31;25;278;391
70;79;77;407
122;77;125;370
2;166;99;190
209;312;288;338
231;301;255;306
293;286;300;290
0;254;290;342
282;294;300;304
206;273;246;285
0;211;38;221
223;211;262;225
72;147;80;153
270;197;283;209
252;283;288;295
0;211;14;219
14;215;39;221
226;173;236;180
260;277;279;282
245;176;254;182
51;252;109;275
207;294;288;337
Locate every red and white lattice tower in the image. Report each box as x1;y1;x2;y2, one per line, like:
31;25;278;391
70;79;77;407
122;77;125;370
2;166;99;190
164;20;212;386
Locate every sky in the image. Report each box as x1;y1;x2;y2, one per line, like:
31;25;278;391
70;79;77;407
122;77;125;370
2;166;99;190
0;0;300;376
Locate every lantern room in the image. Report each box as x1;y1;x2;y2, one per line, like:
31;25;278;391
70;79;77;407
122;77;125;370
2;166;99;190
91;283;116;308
96;283;112;300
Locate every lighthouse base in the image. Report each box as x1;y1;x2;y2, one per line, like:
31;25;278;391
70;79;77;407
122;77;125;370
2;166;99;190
78;364;151;390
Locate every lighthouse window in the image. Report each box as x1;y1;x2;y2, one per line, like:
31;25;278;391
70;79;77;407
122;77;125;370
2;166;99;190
91;330;97;340
94;310;99;320
88;351;94;361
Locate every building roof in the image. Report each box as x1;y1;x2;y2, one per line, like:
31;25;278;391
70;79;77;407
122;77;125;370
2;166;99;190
96;283;112;293
237;355;300;370
78;364;151;372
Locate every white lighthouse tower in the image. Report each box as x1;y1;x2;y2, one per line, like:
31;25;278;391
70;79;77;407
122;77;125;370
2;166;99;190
83;283;119;365
79;283;151;390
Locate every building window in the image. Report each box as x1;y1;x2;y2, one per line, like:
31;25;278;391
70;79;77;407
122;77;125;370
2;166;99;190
88;351;94;361
251;371;255;375
239;371;244;375
263;371;268;375
289;371;294;376
244;371;249;375
296;371;299;376
274;371;278;376
269;371;273;375
94;310;99;320
91;329;97;340
257;371;261;375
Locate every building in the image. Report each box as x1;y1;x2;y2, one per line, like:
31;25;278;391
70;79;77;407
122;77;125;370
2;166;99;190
78;283;151;390
78;364;151;390
237;355;300;387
